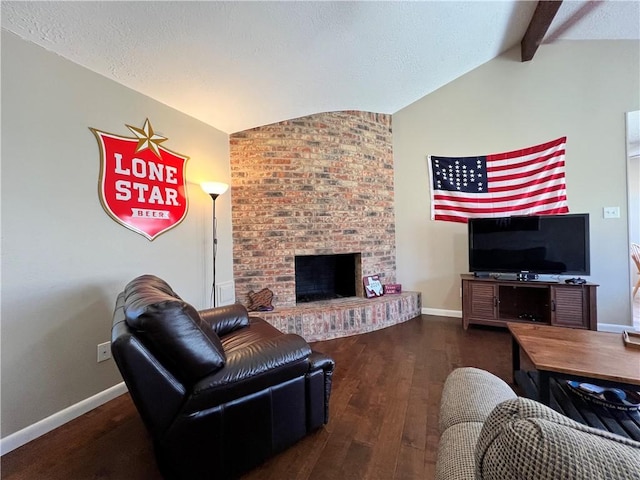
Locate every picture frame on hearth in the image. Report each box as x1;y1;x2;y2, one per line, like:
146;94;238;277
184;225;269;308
363;275;384;298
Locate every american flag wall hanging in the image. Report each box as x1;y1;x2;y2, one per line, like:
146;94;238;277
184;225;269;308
427;137;569;223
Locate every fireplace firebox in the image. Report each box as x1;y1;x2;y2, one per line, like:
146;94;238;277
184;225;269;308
295;253;360;303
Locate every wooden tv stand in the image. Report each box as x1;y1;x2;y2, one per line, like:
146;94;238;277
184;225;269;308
461;274;597;331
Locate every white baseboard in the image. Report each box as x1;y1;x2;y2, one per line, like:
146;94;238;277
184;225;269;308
422;308;462;318
0;382;128;456
420;311;632;333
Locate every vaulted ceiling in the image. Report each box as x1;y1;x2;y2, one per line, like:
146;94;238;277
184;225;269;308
2;1;639;134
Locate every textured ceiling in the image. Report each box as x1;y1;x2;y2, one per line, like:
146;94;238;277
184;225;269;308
2;1;639;134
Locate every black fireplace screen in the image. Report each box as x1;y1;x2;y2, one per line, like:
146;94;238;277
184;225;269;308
295;253;357;303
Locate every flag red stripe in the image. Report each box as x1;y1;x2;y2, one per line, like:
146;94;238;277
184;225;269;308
487;151;565;172
486;136;566;161
433;183;566;204
433;214;470;223
434;204;570;223
488;172;566;193
435;195;567;214
531;206;570;216
488;161;565;183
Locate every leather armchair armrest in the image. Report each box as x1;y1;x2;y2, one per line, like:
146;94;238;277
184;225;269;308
308;351;335;373
308;351;335;425
199;303;250;336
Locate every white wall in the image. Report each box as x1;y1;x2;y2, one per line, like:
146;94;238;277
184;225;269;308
393;41;640;327
1;31;233;439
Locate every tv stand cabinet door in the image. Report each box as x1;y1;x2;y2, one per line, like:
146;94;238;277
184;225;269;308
550;284;597;330
462;279;497;329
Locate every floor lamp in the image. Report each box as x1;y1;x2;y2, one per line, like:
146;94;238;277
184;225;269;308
201;182;229;307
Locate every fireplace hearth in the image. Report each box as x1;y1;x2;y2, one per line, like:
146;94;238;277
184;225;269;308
295;253;360;303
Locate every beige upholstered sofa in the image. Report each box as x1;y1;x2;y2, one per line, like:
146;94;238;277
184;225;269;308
436;367;640;480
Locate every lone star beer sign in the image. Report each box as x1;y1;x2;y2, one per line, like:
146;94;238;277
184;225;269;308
90;119;189;241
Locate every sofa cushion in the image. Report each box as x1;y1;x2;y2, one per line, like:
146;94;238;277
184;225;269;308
439;367;517;432
187;332;312;412
123;274;226;383
436;421;484;480
476;397;640;480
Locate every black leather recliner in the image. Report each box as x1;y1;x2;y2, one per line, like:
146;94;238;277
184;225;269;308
111;275;334;479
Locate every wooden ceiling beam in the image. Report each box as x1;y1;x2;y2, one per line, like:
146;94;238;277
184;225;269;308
521;0;563;62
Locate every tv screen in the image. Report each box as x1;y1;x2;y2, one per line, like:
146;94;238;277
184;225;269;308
468;214;590;275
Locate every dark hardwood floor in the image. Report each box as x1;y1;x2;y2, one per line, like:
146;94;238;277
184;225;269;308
1;315;513;480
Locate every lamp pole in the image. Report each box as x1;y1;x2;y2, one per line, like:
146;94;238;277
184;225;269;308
210;192;219;307
201;182;229;308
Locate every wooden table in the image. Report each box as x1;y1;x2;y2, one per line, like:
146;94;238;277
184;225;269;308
508;323;640;406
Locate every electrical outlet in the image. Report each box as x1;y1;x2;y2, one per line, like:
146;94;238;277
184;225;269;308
603;206;620;219
97;341;111;363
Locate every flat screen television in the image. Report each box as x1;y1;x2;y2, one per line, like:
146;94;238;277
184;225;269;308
468;213;590;276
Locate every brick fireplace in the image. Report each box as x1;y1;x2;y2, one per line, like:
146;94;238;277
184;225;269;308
230;111;396;308
228;111;421;341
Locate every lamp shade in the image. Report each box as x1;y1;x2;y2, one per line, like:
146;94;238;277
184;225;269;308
201;182;229;196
